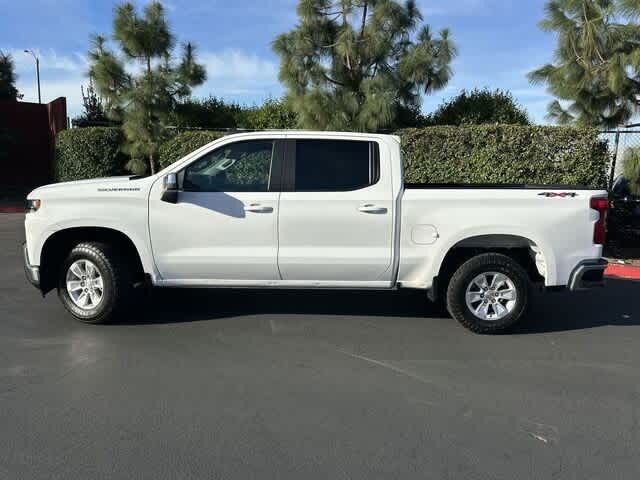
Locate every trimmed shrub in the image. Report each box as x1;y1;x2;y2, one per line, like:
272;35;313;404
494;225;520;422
622;147;640;195
55;127;126;182
399;125;608;188
158;130;225;169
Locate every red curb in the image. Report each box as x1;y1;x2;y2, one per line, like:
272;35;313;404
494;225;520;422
0;206;24;213
605;264;640;280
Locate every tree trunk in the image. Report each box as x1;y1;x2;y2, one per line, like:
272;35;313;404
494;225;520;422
149;153;156;175
145;56;156;176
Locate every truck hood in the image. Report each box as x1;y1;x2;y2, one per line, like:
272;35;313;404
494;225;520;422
28;176;150;197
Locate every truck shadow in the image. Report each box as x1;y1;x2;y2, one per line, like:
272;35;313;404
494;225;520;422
115;279;640;334
513;278;640;334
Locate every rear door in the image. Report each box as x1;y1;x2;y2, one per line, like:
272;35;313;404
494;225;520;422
277;137;394;284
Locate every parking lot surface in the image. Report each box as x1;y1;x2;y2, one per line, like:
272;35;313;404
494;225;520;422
1;213;639;479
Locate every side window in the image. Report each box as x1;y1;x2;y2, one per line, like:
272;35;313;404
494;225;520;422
294;140;379;192
182;140;274;192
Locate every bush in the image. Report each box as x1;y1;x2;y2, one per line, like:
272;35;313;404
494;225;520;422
623;148;640;195
239;98;298;130
55;127;126;181
427;89;530;126
170;96;243;129
399;125;608;188
158;130;225;169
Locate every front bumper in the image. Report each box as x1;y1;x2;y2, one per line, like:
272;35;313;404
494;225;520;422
568;258;608;291
23;242;40;289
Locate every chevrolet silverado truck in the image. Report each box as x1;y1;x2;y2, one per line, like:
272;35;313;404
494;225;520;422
24;131;608;333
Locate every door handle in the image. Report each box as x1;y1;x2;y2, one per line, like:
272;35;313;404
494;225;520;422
357;204;387;214
244;203;273;213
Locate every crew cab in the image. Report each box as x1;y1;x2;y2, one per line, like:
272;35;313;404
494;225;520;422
24;131;608;333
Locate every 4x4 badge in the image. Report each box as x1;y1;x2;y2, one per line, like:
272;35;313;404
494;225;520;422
538;192;578;198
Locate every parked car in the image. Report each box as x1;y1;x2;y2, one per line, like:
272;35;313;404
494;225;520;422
608;176;640;244
24;131;608;333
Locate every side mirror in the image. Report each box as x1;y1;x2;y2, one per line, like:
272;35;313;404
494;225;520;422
161;173;179;204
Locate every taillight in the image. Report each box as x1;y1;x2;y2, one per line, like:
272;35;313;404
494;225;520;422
590;196;608;245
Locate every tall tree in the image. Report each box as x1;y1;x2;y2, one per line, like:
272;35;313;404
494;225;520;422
273;0;456;132
89;2;206;174
0;50;21;101
529;0;640;128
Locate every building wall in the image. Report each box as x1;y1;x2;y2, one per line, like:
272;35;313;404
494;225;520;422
0;97;67;190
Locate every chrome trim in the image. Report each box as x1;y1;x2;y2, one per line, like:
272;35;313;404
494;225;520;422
23;242;40;288
568;259;608;291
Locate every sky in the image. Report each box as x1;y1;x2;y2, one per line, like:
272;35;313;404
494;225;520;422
0;0;558;123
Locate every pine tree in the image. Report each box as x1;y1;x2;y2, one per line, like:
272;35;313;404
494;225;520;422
73;78;109;126
0;50;21;101
273;0;456;131
89;2;206;174
529;0;640;128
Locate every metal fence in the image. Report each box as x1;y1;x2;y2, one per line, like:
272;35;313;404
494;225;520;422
601;129;640;190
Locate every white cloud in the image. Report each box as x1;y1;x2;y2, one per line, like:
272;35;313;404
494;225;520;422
201;50;277;80
12;47;282;117
194;49;282;100
9;48;87;74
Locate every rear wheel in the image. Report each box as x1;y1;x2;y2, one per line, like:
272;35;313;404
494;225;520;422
57;242;132;324
446;253;529;334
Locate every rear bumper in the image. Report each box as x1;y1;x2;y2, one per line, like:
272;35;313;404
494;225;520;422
568;258;608;291
23;242;40;289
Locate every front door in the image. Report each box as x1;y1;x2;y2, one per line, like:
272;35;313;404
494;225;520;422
149;138;282;281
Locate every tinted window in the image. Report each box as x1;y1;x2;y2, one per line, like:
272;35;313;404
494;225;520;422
294;140;378;191
183;140;273;192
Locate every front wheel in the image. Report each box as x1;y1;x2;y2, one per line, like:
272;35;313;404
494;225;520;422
446;253;530;334
57;242;132;324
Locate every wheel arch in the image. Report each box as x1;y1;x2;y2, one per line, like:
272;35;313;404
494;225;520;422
429;232;554;301
38;227;149;295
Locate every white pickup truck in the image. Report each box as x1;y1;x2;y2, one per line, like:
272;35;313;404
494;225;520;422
24;131;608;333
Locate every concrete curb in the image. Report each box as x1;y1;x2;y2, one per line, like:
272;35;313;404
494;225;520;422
605;264;640;280
0;206;24;213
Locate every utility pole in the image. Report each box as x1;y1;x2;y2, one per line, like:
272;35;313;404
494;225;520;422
23;49;41;104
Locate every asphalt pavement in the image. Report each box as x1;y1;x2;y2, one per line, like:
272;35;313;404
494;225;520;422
1;213;639;480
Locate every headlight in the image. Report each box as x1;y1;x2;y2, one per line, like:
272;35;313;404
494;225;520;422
26;199;41;213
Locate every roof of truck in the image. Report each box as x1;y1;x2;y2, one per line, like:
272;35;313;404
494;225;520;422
219;129;400;142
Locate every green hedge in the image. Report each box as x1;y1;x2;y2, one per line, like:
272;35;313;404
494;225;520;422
55;125;609;189
399;125;608;188
55;127;125;182
159;131;225;169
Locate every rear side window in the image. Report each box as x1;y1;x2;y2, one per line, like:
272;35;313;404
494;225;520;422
293;140;379;192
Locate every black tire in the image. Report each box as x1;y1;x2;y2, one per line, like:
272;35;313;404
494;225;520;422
446;253;530;334
57;242;132;324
